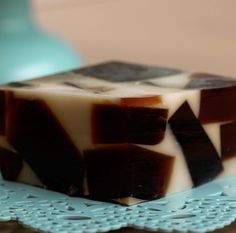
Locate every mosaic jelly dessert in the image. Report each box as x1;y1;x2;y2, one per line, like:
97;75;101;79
0;61;235;205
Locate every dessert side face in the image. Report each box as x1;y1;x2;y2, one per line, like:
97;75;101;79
0;61;236;205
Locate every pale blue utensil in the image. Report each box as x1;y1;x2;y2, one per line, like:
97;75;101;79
0;0;81;84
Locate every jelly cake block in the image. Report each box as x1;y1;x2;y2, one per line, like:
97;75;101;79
0;61;235;205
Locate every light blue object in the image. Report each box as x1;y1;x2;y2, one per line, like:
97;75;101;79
0;0;81;84
1;176;236;233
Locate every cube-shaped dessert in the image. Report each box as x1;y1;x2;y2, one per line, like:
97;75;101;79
0;61;236;205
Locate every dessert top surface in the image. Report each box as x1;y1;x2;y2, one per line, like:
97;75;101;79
2;61;236;98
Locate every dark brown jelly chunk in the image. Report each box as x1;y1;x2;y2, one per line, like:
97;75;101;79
0;91;5;134
84;144;174;200
75;61;182;82
169;101;223;186
92;104;168;145
6;97;84;196
63;81;84;89
120;96;162;106
7;82;34;88
199;85;236;123
221;121;236;160
63;81;114;94
186;73;236;89
0;147;23;181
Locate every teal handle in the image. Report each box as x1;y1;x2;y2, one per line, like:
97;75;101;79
0;0;81;84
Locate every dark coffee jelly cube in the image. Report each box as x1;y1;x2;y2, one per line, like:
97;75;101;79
6;97;84;196
199;85;236;123
221;121;236;160
92;104;168;145
169;101;223;186
0;147;23;181
75;61;182;82
84;144;174;201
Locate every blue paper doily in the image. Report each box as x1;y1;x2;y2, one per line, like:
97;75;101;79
1;177;236;233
